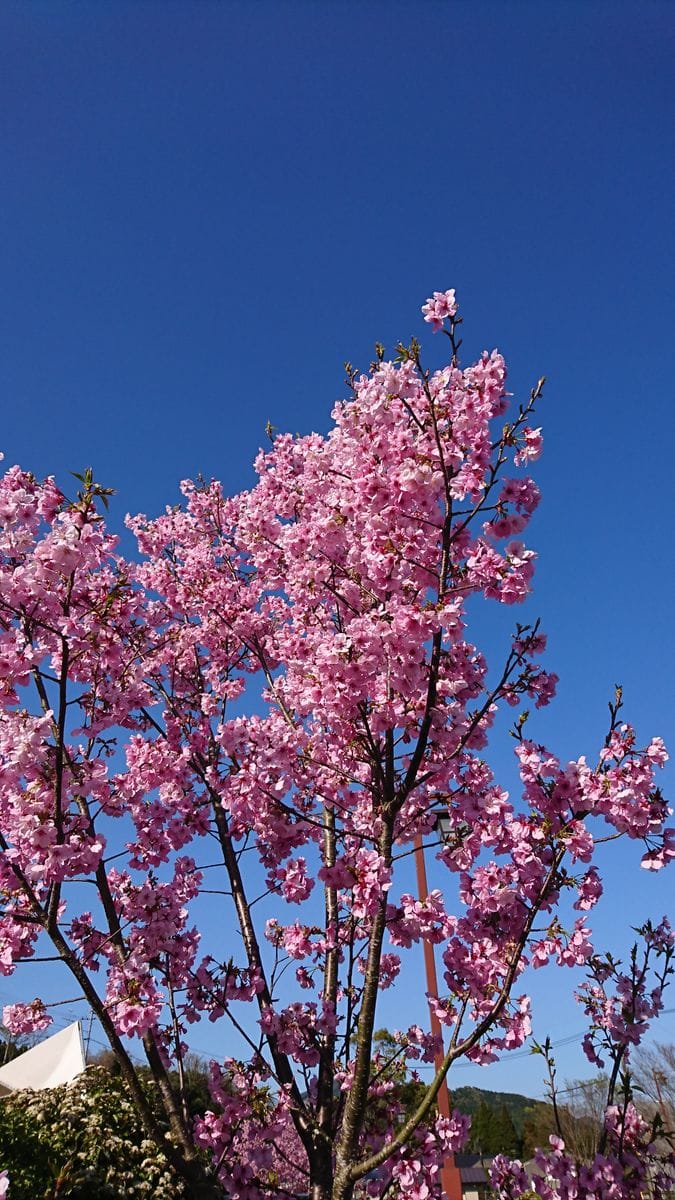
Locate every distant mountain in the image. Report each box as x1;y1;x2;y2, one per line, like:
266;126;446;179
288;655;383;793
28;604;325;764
448;1084;545;1134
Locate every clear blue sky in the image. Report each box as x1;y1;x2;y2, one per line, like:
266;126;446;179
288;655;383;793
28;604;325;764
1;1;673;1097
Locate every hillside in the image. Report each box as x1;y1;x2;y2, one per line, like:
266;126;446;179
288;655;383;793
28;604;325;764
449;1084;547;1133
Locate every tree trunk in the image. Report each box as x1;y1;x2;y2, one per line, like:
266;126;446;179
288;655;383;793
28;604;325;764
308;1137;334;1200
331;1171;355;1200
176;1157;224;1200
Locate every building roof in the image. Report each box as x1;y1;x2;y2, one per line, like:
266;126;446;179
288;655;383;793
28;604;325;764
460;1166;489;1184
454;1153;492;1184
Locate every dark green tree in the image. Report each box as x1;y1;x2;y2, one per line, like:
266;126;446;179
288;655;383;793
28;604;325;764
0;1023;30;1066
521;1101;557;1160
469;1100;494;1154
492;1104;521;1157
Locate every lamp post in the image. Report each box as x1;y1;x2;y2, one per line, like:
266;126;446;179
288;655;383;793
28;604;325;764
414;825;463;1200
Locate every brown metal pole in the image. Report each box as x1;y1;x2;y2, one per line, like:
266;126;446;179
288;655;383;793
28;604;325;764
414;835;463;1200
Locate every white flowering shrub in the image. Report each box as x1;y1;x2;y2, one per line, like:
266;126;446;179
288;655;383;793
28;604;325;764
0;1066;186;1198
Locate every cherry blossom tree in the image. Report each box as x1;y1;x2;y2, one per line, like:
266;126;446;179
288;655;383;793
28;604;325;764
0;291;672;1200
494;922;675;1198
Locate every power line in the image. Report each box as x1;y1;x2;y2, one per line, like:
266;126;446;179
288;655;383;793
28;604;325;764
413;1009;675;1073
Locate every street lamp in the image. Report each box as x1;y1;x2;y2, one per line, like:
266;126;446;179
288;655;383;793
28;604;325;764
414;813;463;1200
435;812;453;845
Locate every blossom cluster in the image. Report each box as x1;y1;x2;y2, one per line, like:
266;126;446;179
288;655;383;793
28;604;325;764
0;292;670;1199
491;1116;675;1200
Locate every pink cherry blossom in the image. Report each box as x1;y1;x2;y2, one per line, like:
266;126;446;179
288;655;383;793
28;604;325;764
0;292;670;1200
421;288;458;331
3;998;52;1035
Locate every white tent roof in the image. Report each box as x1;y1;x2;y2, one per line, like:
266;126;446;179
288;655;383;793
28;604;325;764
0;1021;86;1095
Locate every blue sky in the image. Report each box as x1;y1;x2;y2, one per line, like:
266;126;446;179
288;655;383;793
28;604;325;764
1;1;674;1098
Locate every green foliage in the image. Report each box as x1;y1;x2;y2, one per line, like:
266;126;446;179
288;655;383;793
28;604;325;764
493;1104;520;1156
449;1084;537;1133
173;1053;213;1118
370;1032;553;1159
0;1024;31;1066
368;1029;429;1134
467;1099;522;1156
520;1100;558;1160
467;1098;488;1153
90;1047;213;1119
0;1066;185;1199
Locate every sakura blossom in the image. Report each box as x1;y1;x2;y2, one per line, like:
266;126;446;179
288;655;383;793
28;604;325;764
2;998;52;1036
0;293;671;1200
421;289;458;331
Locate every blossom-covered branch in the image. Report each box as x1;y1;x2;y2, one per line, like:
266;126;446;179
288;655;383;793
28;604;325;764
0;292;670;1200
